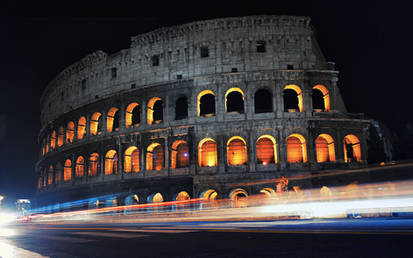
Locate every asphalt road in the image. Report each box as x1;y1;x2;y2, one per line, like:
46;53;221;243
1;218;413;257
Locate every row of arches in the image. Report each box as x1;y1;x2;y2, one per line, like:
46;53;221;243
42;84;331;155
39;134;361;187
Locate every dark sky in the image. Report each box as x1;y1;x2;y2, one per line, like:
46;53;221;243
0;1;411;207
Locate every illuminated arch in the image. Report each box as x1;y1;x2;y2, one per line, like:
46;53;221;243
124;146;140;173
229;188;248;208
107;107;119;133
147;192;164;203
312;85;330;112
227;136;247;166
66;121;75;143
225;87;244;113
88;153;99;176
124;194;140;205
254;88;273;113
105;150;118;175
50;130;56;149
343;134;362;162
77;117;86;140
147;97;163;125
286;133;307;163
146;143;164;171
197;90;216;116
283;85;303;112
171;140;189;169
90;112;102;136
260;188;276;197
198;138;217;167
57;126;64;147
75;156;85;178
201;189;218;200
45;135;49;153
55;162;62;183
125;102;140;128
320;186;333;198
64;159;72;181
316;134;336;163
256;135;277;165
48;165;54;185
175;191;190;201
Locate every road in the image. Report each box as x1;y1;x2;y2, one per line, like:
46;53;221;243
1;218;413;257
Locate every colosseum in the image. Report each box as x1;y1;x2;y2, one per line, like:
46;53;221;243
36;15;370;209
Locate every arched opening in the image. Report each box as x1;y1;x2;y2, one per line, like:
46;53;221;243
48;165;54;185
260;188;276;197
171;140;189;169
107;107;120;133
125;102;140;127
227;136;247;166
225;88;244;113
75;156;85;178
343;134;362;162
88;153;99;176
147;192;164;203
105;150;118;175
283;85;303;112
175;191;190;201
254;88;273;113
50;130;56;149
229;188;248;208
146;143;164;171
55;162;62;184
198;90;216;117
256;135;277;165
124;194;140;205
175;96;188;120
77;117;86;140
45;135;50;153
198;138;217;167
124;146;140;173
57;127;64;147
286;134;307;163
316;134;336;163
200;189;218;209
64;159;72;181
147;97;163;125
66;121;75;143
90;112;102;135
312;85;330;112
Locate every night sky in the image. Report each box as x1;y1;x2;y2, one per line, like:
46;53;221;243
0;1;411;208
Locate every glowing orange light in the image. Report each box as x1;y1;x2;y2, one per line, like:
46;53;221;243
57;126;64;147
124;146;140;173
256;135;277;164
75;156;85;177
106;107;119;133
126;102;140;128
66;121;75;143
313;85;330;112
343;134;362;162
146;143;164;171
77;117;86;140
88;153;99;176
105;150;118;175
316;134;336;163
171;140;189;169
284;85;303;112
227;136;247;166
64;159;72;181
198;138;217;167
286;134;307;163
90;112;102;136
50;130;56;149
147;97;162;125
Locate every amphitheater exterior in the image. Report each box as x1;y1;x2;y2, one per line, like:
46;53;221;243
36;15;370;208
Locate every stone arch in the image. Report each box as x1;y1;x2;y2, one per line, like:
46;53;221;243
174;191;190;201
124;146;140;173
66;121;75;143
107;107;120;133
146;143;164;171
75;156;85;178
147;192;164;203
77;117;86;140
175;96;188;120
50;130;56;149
227;136;247;166
124;194;140;205
90;112;102;136
64;159;72;181
256;135;277;165
125;102;140;128
312;85;330;112
171;140;189;169
48;165;54;185
229;188;248;208
225;87;244;113
197;90;216;117
88;153;99;176
147;97;163;125
198;138;217;167
343;134;362;162
105;150;118;175
260;187;276;197
286;133;307;163
254;88;273;113
316;134;336;163
57;126;64;147
283;85;303;112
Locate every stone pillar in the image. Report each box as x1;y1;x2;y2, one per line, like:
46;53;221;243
217;135;225;173
118;105;126;132
117;137;123;180
164;137;170;174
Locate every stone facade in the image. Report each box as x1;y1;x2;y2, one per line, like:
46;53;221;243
36;15;370;208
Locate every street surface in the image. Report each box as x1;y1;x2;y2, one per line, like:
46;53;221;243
1;218;413;257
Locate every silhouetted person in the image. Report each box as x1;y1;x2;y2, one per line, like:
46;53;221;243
346;143;354;162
